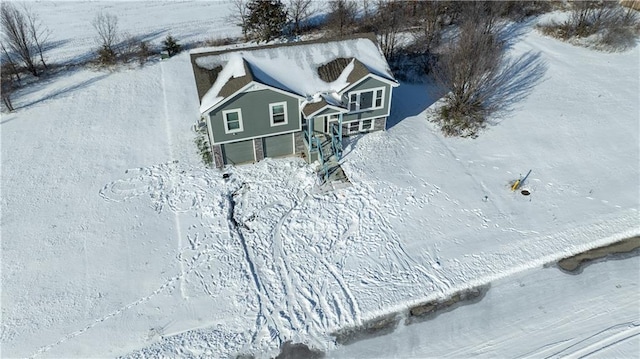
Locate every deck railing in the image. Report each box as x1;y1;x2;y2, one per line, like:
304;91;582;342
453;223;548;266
330;123;343;161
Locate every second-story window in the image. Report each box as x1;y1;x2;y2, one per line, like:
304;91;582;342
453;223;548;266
270;102;288;126
222;109;244;134
348;87;385;112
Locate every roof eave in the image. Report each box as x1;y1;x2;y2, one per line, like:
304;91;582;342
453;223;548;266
339;73;399;95
200;80;305;115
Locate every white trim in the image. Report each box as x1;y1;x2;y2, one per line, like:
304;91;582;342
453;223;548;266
324;114;340;133
343;118;376;135
269;101;289;127
252;138;258;162
292;132;296;153
303;104;348;119
347;121;360;134
200;80;304;115
347;86;385;113
222;109;244;134
212;128;300;145
360;118;374;131
387;86;393;120
339;73;399;94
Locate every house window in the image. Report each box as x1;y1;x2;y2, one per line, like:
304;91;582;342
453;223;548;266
349;93;357;112
348;122;359;133
269;102;288;126
222;109;244;134
360;119;373;131
347;87;385;112
346;119;375;134
375;89;383;107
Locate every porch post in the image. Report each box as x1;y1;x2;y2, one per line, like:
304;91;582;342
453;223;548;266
307;116;314;153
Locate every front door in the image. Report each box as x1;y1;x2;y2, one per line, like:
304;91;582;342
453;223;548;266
324;114;340;134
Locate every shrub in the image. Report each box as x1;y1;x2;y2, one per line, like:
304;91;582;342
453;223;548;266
162;34;181;57
195;125;213;166
97;44;117;65
537;1;640;51
137;41;152;66
203;36;240;47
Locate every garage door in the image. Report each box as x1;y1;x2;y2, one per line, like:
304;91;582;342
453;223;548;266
222;140;255;165
263;133;294;158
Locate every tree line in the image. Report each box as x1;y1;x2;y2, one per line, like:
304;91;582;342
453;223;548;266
2;0;638;137
0;3;182;112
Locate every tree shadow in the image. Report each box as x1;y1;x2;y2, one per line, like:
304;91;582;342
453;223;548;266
497;17;537;50
486;50;548;123
42;38;70;53
67;28;170;66
386;81;442;129
17;72;109;109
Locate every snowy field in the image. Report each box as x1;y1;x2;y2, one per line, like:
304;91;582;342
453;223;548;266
330;250;640;358
1;1;639;358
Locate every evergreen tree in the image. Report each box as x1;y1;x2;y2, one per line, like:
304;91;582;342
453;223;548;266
162;34;181;57
246;0;287;43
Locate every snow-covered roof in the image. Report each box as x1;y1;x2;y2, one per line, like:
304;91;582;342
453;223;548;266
191;35;397;114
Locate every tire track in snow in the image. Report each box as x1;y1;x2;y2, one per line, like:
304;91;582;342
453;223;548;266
540;322;640;359
227;187;285;348
269;194;311;336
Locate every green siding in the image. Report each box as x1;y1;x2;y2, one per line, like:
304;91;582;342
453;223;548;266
209;89;300;144
342;77;391;122
263;133;294;158
313;117;324;133
222;140;254;165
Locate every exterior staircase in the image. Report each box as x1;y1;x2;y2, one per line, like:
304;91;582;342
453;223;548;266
316;132;349;185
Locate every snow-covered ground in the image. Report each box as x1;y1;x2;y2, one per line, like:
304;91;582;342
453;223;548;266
329;251;640;358
1;2;639;358
32;1;242;64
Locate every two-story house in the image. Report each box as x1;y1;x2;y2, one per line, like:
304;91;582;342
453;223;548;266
190;34;398;169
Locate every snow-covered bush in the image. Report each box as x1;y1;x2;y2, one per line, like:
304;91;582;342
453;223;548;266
195;125;213;166
538;1;640;51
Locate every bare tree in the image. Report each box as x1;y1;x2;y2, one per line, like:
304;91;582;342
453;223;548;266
433;16;546;137
0;3;38;76
23;5;49;70
1;63;16;111
287;0;314;35
226;0;250;41
326;0;357;37
92;11;119;65
373;0;407;59
1;41;21;82
407;0;446;74
433;19;504;136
